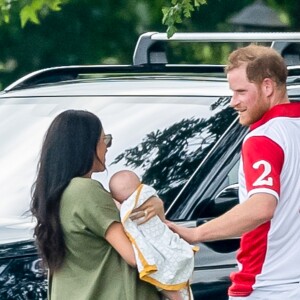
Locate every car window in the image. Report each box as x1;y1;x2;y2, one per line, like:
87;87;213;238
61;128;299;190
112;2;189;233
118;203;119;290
0;95;235;218
225;159;240;187
166;117;246;220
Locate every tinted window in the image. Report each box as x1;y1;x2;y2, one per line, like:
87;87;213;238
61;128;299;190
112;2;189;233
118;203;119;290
0;95;235;218
166;114;246;220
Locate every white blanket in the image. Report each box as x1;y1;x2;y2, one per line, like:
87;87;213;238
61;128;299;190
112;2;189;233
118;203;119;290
120;184;198;298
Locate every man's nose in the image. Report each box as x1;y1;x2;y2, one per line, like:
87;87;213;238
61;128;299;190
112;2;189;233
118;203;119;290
230;93;239;107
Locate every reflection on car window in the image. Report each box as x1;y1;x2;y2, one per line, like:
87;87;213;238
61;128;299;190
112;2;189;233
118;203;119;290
166;117;247;220
0;95;233;218
111;96;234;208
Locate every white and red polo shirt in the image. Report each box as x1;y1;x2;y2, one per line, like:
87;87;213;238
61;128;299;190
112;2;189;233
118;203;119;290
229;103;300;297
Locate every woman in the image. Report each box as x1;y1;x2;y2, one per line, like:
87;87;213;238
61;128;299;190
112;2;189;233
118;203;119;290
31;110;161;300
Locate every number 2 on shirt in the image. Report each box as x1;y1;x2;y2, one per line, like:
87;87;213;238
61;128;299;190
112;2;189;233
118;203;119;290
252;160;273;186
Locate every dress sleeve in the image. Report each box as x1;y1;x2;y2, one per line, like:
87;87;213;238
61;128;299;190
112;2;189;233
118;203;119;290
242;135;284;199
75;179;121;238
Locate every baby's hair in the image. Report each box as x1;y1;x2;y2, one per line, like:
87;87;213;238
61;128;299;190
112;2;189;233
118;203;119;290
109;170;141;203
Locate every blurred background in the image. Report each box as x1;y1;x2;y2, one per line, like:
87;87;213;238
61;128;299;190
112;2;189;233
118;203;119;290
1;0;299;90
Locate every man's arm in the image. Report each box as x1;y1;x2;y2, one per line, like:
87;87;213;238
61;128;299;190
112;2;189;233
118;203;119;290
167;193;277;244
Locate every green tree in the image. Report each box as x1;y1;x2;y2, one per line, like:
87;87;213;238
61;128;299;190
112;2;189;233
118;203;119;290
1;0;299;90
0;0;146;89
1;1;298;36
162;0;207;38
0;0;68;26
161;0;298;37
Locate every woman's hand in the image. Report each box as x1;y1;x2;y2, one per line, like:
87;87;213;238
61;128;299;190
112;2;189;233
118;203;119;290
130;196;165;224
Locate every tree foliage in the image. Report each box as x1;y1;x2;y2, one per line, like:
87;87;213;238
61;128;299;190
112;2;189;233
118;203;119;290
0;0;68;26
162;0;207;38
0;0;300;90
0;0;205;37
0;0;145;89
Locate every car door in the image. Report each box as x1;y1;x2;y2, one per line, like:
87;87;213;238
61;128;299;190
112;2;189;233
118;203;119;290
165;116;247;299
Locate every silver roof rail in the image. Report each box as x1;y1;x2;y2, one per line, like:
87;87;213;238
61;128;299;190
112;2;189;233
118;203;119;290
4;65;132;92
133;32;300;65
3;64;226;92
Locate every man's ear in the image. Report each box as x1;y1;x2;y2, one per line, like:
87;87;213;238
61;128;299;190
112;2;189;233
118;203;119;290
262;78;275;97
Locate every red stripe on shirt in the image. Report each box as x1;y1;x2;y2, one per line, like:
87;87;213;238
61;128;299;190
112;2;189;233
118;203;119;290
229;222;271;297
242;136;284;196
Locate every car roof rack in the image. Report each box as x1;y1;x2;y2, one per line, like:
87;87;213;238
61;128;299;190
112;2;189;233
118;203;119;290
4;64;226;92
133;32;300;66
4;65;131;92
4;32;300;92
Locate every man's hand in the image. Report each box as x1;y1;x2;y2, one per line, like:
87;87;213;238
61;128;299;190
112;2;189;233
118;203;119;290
166;220;198;244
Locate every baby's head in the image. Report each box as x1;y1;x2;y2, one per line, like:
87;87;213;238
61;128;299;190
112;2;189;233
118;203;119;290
109;170;141;203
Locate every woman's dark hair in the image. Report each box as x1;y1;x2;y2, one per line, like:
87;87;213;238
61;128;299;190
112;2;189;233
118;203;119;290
31;110;103;273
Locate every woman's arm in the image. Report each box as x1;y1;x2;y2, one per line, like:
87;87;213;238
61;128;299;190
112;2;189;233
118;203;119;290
105;221;136;267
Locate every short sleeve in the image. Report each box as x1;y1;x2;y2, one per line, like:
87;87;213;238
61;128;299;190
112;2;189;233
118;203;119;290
68;178;120;238
242;136;284;198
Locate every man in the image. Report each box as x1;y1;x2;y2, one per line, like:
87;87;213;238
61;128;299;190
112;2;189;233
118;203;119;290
168;44;300;299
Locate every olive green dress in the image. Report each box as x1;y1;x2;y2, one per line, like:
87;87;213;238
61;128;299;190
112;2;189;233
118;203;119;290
49;177;160;300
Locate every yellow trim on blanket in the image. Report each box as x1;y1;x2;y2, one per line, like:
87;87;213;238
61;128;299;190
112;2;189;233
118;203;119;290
121;183;144;223
192;245;200;252
140;275;189;291
125;230;158;275
126;231;190;291
122;184;194;298
140;265;158;278
134;183;143;206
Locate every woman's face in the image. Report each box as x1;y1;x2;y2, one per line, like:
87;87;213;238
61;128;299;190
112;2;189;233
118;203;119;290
94;130;112;172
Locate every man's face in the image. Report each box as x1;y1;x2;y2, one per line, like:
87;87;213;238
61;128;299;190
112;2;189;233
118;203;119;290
228;64;269;126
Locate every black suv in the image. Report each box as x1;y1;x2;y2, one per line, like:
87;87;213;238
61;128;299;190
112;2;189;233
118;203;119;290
1;32;300;300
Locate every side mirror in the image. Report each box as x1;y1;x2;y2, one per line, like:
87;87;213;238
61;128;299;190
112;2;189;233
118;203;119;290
215;183;239;200
195;184;240;254
212;184;239;216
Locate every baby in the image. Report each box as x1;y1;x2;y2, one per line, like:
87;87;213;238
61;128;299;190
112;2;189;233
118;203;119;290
109;170;198;300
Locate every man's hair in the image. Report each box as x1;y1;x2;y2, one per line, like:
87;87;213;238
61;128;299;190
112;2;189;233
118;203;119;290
225;44;288;88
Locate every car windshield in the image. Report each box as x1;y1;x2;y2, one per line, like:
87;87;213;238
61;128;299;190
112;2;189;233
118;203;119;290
0;94;236;219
